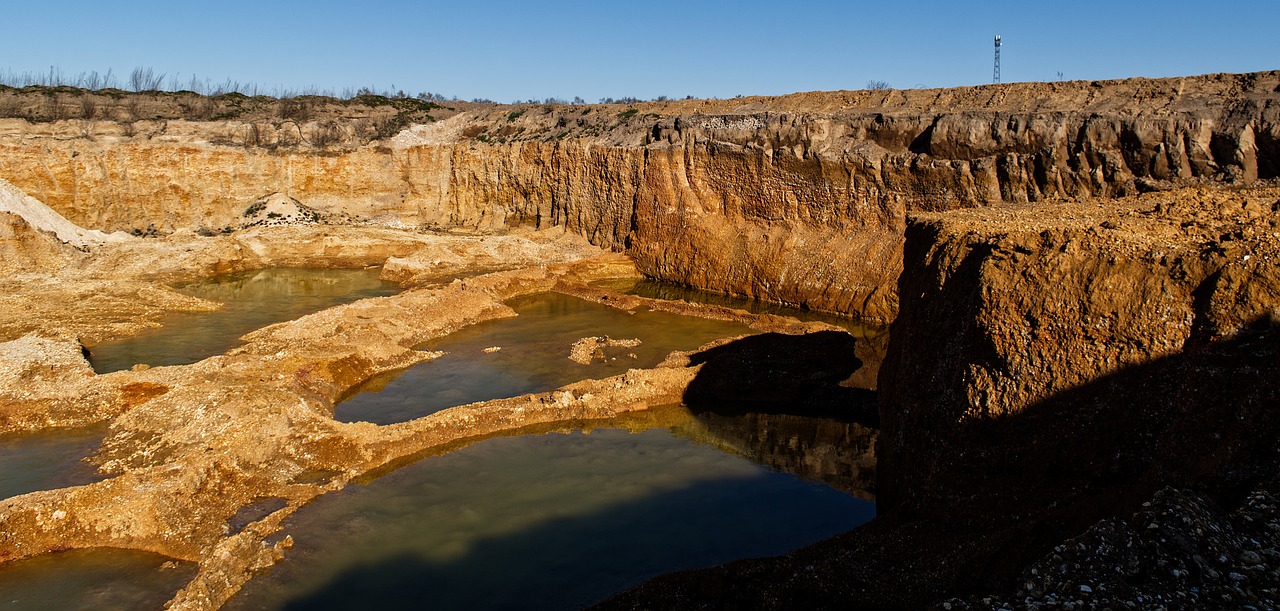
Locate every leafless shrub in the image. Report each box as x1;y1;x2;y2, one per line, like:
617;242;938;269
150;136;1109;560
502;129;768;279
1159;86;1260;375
0;94;21;118
81;70;114;90
129;67;165;92
79;95;98;120
179;97;215;121
866;80;891;90
372;113;410;140
43;93;66;121
309;120;342;148
244;122;264;147
121;121;136;137
351;118;374;141
124;97;141;121
278;98;313;121
277;123;302;147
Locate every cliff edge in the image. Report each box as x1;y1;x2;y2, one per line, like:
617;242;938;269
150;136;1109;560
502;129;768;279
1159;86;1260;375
2;71;1277;320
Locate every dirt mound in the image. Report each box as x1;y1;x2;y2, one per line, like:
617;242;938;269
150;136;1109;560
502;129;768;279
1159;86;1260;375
237;193;325;229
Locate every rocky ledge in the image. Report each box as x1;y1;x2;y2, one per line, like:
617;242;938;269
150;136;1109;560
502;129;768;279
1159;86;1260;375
599;184;1280;609
2;72;1278;321
1;181;863;609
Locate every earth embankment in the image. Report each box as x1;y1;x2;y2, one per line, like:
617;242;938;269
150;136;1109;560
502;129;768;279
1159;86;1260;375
3;71;1277;320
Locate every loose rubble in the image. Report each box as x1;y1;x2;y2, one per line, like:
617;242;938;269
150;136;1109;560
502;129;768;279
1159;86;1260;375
938;487;1280;610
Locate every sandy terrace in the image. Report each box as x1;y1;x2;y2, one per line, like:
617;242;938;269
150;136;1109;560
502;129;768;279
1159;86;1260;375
0;193;840;610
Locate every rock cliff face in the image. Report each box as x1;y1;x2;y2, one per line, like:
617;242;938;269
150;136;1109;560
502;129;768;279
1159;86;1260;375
2;71;1277;319
865;185;1280;602
598;184;1280;611
878;186;1280;512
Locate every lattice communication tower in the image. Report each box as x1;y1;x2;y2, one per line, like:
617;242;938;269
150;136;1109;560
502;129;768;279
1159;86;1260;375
993;35;1002;84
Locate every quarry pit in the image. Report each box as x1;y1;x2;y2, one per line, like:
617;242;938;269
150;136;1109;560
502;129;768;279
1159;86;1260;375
1;71;1279;609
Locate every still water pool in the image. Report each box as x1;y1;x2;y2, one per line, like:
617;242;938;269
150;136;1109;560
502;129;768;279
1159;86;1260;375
252;289;872;610
3;273;876;610
86;268;399;373
227;424;874;611
335;292;755;425
0;426;106;501
0;548;196;611
594;277;882;337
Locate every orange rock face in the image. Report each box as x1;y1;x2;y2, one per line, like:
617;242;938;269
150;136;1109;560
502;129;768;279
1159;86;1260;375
4;72;1274;321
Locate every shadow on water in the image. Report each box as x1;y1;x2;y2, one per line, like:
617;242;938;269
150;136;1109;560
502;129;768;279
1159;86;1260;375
683;331;879;426
274;476;867;611
593;317;1280;610
85;268;399;373
225;429;874;611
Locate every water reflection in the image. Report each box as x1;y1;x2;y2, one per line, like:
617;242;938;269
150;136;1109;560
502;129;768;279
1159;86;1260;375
594;277;882;337
226;427;874;611
86;268;400;373
0;426;106;501
335;293;755;425
0;548;196;611
679;412;877;501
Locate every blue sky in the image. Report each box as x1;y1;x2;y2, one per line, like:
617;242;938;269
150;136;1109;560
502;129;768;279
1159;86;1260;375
4;1;1277;102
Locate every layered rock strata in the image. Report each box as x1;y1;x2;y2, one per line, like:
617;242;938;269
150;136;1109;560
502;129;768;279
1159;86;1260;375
3;71;1277;320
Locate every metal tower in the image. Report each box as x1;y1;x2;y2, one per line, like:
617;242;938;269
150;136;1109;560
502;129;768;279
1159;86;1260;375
993;35;1002;84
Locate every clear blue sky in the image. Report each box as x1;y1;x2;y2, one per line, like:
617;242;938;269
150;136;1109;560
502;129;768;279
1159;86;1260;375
3;1;1277;102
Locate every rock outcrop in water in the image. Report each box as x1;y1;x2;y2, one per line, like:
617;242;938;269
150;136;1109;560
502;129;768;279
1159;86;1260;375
0;180;853;610
2;72;1277;320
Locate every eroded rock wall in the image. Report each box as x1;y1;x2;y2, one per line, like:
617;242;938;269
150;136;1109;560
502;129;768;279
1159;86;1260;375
1;72;1277;319
877;186;1280;512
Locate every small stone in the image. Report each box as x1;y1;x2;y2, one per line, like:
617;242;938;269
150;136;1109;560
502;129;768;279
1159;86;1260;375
1079;585;1093;594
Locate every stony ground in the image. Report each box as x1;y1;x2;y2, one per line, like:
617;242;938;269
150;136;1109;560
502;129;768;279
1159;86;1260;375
938;486;1280;610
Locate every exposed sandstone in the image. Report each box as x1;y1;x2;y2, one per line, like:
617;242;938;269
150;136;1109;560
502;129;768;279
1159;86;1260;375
0;177;130;247
0;184;870;610
0;212;80;275
878;185;1280;511
4;72;1276;320
568;336;643;365
600;184;1280;610
379;229;605;285
0;254;702;611
4;74;1280;610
